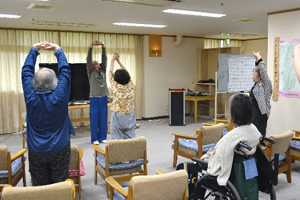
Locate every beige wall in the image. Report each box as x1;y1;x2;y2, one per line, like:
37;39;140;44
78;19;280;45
142;36;204;118
267;10;300;135
243;39;268;64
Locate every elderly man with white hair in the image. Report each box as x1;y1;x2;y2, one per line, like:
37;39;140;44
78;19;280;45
22;41;75;186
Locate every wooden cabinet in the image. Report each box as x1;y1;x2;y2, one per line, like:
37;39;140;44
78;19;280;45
196;47;241;119
194;83;215;118
197;47;240;81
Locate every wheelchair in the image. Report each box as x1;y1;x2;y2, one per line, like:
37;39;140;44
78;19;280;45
188;137;278;200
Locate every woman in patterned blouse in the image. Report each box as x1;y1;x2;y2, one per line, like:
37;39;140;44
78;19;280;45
109;53;137;140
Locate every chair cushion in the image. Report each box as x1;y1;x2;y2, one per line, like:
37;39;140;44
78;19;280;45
0;157;24;178
97;153;144;171
178;135;216;153
291;140;300;151
69;159;86;177
271;154;286;162
113;186;128;200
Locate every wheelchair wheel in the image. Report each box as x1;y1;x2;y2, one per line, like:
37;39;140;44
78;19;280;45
270;185;276;200
259;185;276;200
190;174;241;200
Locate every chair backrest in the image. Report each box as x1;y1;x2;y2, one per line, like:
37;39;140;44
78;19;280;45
107;136;146;163
21;113;26;129
69;146;79;170
1;180;75;200
0;146;8;170
130;170;187;200
270;131;294;156
200;123;224;145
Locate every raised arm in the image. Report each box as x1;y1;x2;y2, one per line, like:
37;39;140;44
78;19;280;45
86;41;102;69
293;44;300;81
100;42;107;71
253;51;270;82
116;56;126;70
110;53;119;72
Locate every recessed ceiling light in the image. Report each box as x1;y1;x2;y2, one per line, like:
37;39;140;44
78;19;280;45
163;9;226;18
233;18;260;22
0;14;21;18
113;22;166;28
32;21;96;28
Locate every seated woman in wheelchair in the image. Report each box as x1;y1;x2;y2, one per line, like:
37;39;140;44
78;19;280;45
203;93;262;199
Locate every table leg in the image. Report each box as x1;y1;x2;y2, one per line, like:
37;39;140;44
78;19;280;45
194;100;197;124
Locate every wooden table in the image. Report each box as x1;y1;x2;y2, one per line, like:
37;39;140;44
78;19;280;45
185;96;215;124
68;102;112;123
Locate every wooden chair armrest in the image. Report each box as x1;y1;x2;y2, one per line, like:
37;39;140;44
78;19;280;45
293;130;300;137
155;170;166;175
91;144;105;155
214;119;229;123
78;148;83;159
292;137;300;141
65;179;76;200
105;177;128;198
11;148;27;162
172;133;197;140
201;123;213;126
194;129;200;132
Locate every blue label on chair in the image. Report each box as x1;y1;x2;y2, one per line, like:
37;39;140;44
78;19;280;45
243;157;258;180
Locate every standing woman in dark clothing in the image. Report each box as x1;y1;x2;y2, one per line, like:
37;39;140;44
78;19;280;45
249;51;272;136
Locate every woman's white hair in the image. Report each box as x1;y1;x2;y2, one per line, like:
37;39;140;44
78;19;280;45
32;68;58;91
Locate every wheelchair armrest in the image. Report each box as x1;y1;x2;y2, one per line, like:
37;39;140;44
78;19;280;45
272;153;279;186
236;142;252;151
191;157;208;170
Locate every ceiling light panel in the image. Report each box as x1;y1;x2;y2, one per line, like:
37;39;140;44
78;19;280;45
163;9;226;18
26;3;59;11
233;18;260;22
32;21;95;28
113;22;166;28
0;14;21;18
101;0;183;7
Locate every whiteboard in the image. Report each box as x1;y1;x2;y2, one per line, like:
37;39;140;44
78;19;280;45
218;54;255;92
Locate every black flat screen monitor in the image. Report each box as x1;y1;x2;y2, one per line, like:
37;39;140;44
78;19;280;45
39;63;90;102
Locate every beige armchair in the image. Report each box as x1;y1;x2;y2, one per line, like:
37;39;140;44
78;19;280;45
92;136;147;197
105;170;188;200
172;123;224;167
0;146;27;192
68;145;84;200
1;179;75;200
263;131;294;183
290;130;300;162
21;112;27;149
